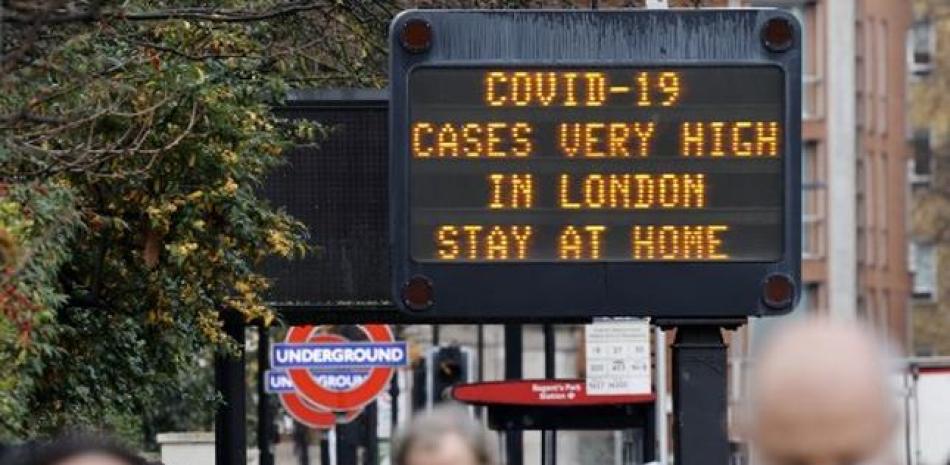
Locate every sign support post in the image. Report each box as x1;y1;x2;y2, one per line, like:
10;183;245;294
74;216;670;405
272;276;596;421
257;324;275;465
504;324;523;465
655;327;669;465
541;324;557;465
669;323;733;465
215;310;247;465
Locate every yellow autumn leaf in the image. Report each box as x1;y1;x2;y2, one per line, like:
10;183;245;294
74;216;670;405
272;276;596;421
223;178;238;194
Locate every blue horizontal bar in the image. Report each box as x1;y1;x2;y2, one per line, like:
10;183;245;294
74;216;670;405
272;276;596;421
271;341;409;369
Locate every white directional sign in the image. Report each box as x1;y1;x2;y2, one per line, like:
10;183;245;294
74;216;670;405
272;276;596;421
585;319;651;396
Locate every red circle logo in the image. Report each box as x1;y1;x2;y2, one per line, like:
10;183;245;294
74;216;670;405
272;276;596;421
278;331;363;428
285;324;398;412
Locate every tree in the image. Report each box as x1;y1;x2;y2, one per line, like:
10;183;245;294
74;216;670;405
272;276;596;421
2;0;698;444
0;0;397;440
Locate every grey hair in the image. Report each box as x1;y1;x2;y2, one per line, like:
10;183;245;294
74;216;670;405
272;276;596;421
392;404;498;465
742;316;903;434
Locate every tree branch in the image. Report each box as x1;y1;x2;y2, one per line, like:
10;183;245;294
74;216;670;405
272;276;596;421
129;39;258;61
0;111;67;126
2;1;331;25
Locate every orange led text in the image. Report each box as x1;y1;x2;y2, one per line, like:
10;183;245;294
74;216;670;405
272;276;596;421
559;173;706;209
435;225;533;260
412;122;534;158
630;225;729;260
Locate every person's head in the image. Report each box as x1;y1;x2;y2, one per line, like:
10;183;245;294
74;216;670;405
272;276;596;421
747;318;898;465
2;433;146;465
392;405;497;465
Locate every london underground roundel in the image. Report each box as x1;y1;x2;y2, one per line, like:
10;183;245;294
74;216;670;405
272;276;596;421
275;324;407;412
276;332;361;429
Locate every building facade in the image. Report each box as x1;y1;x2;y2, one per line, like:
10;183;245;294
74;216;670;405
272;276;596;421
727;0;915;459
731;0;913;348
566;6;916;457
908;0;949;357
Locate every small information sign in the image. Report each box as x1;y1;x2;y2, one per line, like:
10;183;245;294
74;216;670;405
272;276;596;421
585;320;651;396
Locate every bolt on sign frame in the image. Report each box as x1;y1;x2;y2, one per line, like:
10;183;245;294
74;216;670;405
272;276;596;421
390;9;802;320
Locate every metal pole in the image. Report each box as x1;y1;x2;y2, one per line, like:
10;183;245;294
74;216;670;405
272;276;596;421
389;373;400;431
643;405;656;463
476;324;485;419
654;327;669;465
258;324;274;465
477;325;485;382
672;326;729;465
319;431;329;465
295;423;311;465
389;324;401;430
903;368;913;465
425;348;435;411
912;367;921;465
541;324;557;465
543;325;556;378
364;402;379;465
328;429;337;465
504;324;523;465
215;310;247;465
336;416;358;465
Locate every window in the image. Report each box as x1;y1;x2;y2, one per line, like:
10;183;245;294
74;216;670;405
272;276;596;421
877;291;889;335
856;157;867;264
877;20;888;135
910;242;937;300
797;282;819;313
908;20;935;75
911;129;933;183
864;294;876;324
916;345;935;358
877;152;888;267
802;142;823;257
865;154;877;265
864;17;875;133
786;5;815;119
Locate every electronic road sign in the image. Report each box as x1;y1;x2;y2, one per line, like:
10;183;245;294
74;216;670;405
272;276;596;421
390;9;802;320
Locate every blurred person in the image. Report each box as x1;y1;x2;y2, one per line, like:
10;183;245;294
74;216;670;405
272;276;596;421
0;434;147;465
746;318;899;465
392;404;497;465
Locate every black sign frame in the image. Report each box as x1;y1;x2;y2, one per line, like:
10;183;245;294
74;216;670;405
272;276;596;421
390;9;802;320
